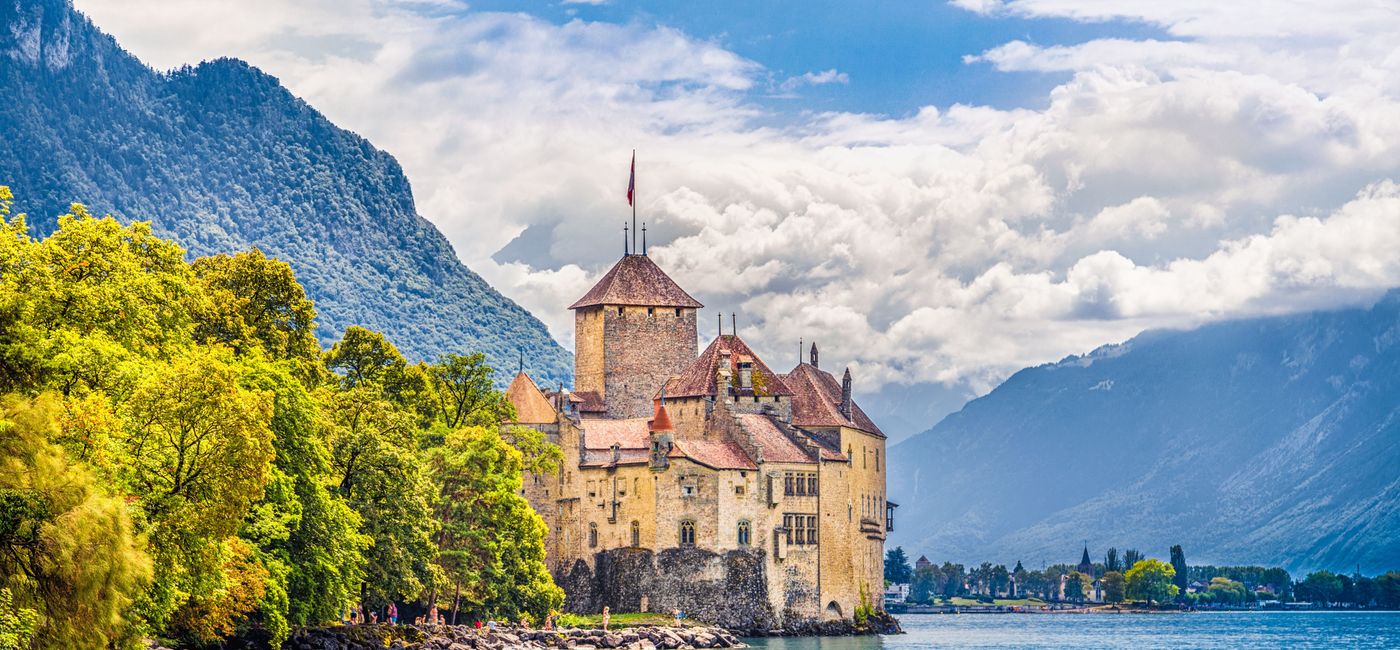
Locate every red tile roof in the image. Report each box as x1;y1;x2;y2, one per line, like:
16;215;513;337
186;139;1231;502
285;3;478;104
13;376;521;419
580;418;650;450
649;402;674;431
780;363;885;438
738;414;816;464
573;391;606;413
661;335;795;399
670;440;758;470
505;372;557;425
568;255;704;309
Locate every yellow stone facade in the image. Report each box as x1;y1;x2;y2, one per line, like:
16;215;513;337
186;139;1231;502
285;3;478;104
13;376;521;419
508;253;891;628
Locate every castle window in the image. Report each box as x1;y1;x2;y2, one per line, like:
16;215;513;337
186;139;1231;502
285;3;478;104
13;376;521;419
794;475;805;497
806;516;818;545
735;484;745;496
783;472;794;496
587;481;596;498
617;306;624;316
631;521;640;547
589;523;598;548
875;449;880;472
647;307;655;317
737;520;751;546
675;308;682;317
682;484;696;497
782;515;793;544
807;474;818;496
794;520;805;545
680;520;696;547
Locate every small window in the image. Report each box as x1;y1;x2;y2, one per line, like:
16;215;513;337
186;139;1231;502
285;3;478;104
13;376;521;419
630;520;640;547
682;484;696;497
617;306;624;316
735;484;745;496
674;308;682;317
875;449;880;472
808;474;818;496
784;473;794;496
737;520;751;546
588;523;598;548
782;515;793;544
647;307;655;317
807;516;818;545
794;521;806;545
587;481;596;498
680;520;696;546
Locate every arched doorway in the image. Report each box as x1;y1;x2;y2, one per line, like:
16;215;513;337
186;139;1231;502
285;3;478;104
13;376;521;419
825;601;843;620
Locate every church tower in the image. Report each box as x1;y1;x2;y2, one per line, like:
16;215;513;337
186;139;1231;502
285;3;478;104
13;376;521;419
570;254;702;419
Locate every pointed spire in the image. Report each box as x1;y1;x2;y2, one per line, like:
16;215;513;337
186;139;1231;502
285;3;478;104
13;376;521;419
839;367;853;419
810;342;819;368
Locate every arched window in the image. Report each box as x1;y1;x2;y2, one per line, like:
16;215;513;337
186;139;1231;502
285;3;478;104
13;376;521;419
588;522;598;548
679;520;696;547
737;520;751;546
630;520;641;547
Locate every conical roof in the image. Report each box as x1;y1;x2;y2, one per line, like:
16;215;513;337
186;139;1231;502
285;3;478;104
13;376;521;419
569;255;703;309
505;371;557;424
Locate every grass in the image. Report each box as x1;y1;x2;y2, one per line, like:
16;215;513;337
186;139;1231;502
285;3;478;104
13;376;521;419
555;612;688;629
946;597;1048;607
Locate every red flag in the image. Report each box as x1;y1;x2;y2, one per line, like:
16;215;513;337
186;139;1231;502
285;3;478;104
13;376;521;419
627;151;635;206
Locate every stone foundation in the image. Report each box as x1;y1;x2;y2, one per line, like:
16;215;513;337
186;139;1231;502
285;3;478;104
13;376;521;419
284;624;744;650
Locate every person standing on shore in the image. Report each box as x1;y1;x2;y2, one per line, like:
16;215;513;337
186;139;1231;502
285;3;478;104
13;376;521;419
388;602;398;625
428;605;439;625
601;606;611;631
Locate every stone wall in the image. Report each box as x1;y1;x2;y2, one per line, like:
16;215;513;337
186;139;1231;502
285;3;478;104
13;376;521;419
561;547;779;634
574;307;606;400
602;306;697;418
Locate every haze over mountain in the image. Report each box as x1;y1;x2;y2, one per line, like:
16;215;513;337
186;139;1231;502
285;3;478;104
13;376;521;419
0;0;571;384
889;292;1400;575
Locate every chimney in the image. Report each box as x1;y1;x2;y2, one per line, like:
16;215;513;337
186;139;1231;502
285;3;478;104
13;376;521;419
611;443;622;465
717;349;733;401
840;367;853;420
810;342;819;368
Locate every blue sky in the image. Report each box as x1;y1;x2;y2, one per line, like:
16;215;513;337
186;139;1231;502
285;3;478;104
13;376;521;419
471;0;1168;115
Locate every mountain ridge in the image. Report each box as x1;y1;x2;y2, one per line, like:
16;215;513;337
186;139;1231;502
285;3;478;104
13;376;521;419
0;0;572;384
889;290;1400;575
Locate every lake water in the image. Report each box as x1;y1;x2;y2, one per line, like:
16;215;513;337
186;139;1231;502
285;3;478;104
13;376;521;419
745;612;1400;649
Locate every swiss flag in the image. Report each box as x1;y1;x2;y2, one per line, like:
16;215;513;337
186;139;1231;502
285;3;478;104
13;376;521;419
627;151;635;206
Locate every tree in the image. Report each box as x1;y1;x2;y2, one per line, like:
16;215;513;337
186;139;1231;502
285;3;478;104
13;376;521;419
1125;559;1179;605
1065;571;1091;603
885;547;913;585
1169;545;1189;601
1300;571;1343;606
427;353;512;429
1105;548;1121;573
192;249;319;363
1376;572;1400;609
1123;549;1144;570
426;427;561;622
1102;571;1126;603
0;395;152;649
1208;577;1246;605
1011;561;1027;598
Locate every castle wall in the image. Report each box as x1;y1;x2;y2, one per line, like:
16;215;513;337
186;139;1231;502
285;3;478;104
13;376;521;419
574;307;605;399
601;306;697;418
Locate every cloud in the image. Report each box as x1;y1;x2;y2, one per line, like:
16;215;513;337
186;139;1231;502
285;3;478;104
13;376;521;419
70;0;1400;409
778;68;850;93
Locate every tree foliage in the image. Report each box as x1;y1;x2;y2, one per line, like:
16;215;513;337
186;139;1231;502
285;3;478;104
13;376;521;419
1125;559;1179;605
0;195;566;645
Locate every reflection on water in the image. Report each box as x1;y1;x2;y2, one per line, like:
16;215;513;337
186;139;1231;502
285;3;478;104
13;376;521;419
744;612;1400;650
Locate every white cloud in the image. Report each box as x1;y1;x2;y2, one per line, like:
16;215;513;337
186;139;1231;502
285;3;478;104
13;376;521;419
69;0;1400;410
778;68;850;93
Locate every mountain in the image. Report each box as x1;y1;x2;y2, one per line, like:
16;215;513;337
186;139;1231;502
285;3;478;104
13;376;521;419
0;0;571;384
888;291;1400;575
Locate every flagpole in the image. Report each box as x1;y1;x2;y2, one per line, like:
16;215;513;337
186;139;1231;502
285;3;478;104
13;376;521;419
631;150;637;255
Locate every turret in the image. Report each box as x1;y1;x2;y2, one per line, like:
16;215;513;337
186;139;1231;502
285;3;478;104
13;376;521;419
840;367;853;419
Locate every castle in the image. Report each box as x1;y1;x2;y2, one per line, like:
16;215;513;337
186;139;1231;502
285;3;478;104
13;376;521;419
506;252;892;629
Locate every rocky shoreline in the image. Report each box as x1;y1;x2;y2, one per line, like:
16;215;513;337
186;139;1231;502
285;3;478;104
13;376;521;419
285;624;747;650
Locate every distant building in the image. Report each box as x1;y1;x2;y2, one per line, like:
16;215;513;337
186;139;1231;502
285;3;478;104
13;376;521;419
915;555;932;572
506;251;892;628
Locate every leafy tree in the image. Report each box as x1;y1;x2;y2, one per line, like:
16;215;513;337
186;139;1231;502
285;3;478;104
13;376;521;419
885;547;913;585
1207;577;1246;604
1300;571;1344;606
0;587;38;650
1065;571;1091;603
1101;571;1126;603
427;353;513;429
0;395;151;649
1123;549;1144;570
1376;572;1400;609
1105;548;1121;573
192;249;319;363
426;427;561;623
1125;559;1179;605
1011;561;1027;598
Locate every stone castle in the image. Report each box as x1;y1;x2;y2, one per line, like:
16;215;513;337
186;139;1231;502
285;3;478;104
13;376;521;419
506;252;892;630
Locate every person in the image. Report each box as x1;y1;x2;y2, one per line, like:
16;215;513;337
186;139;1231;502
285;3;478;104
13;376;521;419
370;611;378;624
672;609;681;627
428;605;439;626
543;612;555;631
488;620;498;632
520;615;531;629
475;620;484;630
601;606;611;632
388;602;398;625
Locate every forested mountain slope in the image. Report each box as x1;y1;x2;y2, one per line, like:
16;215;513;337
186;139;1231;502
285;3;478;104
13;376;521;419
0;0;571;383
889;292;1400;575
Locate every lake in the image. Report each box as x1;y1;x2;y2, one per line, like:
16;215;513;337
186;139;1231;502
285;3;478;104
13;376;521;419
745;612;1400;649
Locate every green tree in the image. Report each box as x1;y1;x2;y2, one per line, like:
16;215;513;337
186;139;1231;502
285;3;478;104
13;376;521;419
1169;545;1189;601
427;352;513;429
1300;571;1343;606
1376;571;1400;609
0;395;152;649
426;426;562;623
1123;549;1143;569
1065;571;1091;603
1104;548;1121;573
1125;559;1179;605
0;587;39;650
885;547;913;585
1101;571;1126;603
192;249;319;363
1207;577;1246;604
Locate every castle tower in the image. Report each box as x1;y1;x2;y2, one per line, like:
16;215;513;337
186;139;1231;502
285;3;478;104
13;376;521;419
569;254;702;418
